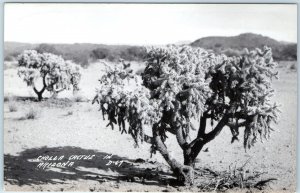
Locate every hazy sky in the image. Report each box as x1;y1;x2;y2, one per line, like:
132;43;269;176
4;3;297;45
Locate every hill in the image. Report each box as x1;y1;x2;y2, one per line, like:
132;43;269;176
190;33;297;61
4;42;146;67
4;33;297;67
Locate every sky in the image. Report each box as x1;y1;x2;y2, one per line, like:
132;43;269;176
4;3;298;45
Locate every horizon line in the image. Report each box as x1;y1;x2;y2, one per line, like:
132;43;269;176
4;32;297;46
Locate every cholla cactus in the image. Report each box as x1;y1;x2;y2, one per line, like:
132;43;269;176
93;45;280;185
204;46;280;148
17;50;82;101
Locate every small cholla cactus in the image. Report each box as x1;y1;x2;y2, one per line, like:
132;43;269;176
17;50;82;101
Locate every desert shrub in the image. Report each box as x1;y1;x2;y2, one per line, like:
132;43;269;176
107;55;116;62
68;53;90;68
73;95;88;102
4;95;16;103
4;96;10;102
196;160;276;191
289;62;297;71
214;43;222;48
66;111;73;116
42;98;73;108
17;50;82;101
90;48;110;60
4;61;18;70
281;44;297;61
8;103;18;112
35;44;61;56
24;108;39;119
4;55;15;62
90;46;146;62
121;46;147;61
93;45;279;186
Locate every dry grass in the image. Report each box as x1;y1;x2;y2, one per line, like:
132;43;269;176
73;95;88;102
8;103;18;112
4;61;18;70
289;62;297;71
41;98;73;108
24;108;40;120
4;95;16;103
195;159;277;192
4;96;10;102
66;111;73;116
278;61;297;70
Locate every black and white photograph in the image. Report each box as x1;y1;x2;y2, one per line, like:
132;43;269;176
3;3;297;192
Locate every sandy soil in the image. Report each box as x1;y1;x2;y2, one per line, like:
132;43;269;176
3;61;297;192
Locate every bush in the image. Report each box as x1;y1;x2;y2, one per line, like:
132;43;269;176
4;96;10;102
73;94;88;102
8;103;18;112
90;46;147;62
4;95;16;103
42;98;73;108
35;44;61;55
66;111;73;116
281;44;297;61
90;48;110;59
289;62;297;71
24;108;39;120
4;61;18;70
4;55;15;62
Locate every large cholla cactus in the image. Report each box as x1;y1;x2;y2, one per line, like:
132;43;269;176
93;45;280;185
17;50;82;101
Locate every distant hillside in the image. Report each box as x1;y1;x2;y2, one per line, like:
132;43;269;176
4;33;297;67
4;42;37;57
4;42;147;67
191;33;283;49
174;40;192;45
191;33;297;61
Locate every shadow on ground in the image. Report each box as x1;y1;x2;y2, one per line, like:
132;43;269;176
4;146;174;187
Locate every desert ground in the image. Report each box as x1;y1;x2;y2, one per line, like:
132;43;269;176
3;60;297;192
